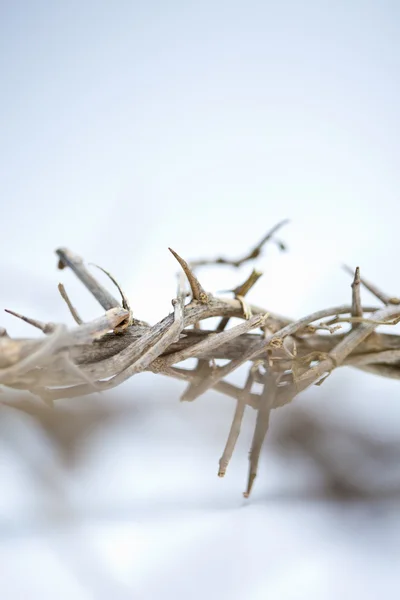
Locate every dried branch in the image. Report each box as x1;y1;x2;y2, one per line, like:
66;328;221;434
190;219;289;268
245;369;278;498
2;223;400;497
0;325;68;384
152;313;268;372
218;362;262;478
56;247;120;310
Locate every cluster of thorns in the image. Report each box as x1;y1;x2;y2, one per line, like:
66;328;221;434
1;221;400;497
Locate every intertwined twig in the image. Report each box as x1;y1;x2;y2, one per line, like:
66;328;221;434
1;222;400;496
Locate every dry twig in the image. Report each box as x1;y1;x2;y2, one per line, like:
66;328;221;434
2;223;400;496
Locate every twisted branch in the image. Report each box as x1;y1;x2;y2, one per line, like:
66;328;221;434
1;225;400;496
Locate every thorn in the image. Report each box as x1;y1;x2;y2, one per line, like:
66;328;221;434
343;264;396;305
58;283;83;325
231;269;263;297
89;263;132;330
169;248;209;304
352;266;361;287
90;264;131;312
4;309;55;334
350;266;362;322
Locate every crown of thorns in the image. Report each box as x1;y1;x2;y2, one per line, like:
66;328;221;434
1;220;399;497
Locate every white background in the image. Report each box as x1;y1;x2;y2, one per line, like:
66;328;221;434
1;2;400;598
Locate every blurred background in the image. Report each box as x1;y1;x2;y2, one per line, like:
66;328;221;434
1;1;400;598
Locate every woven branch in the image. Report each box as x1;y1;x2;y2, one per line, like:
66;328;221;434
1;222;400;497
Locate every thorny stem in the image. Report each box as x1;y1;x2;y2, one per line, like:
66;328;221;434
56;247;120;311
152;313;268;371
1;225;400;497
179;305;382;404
